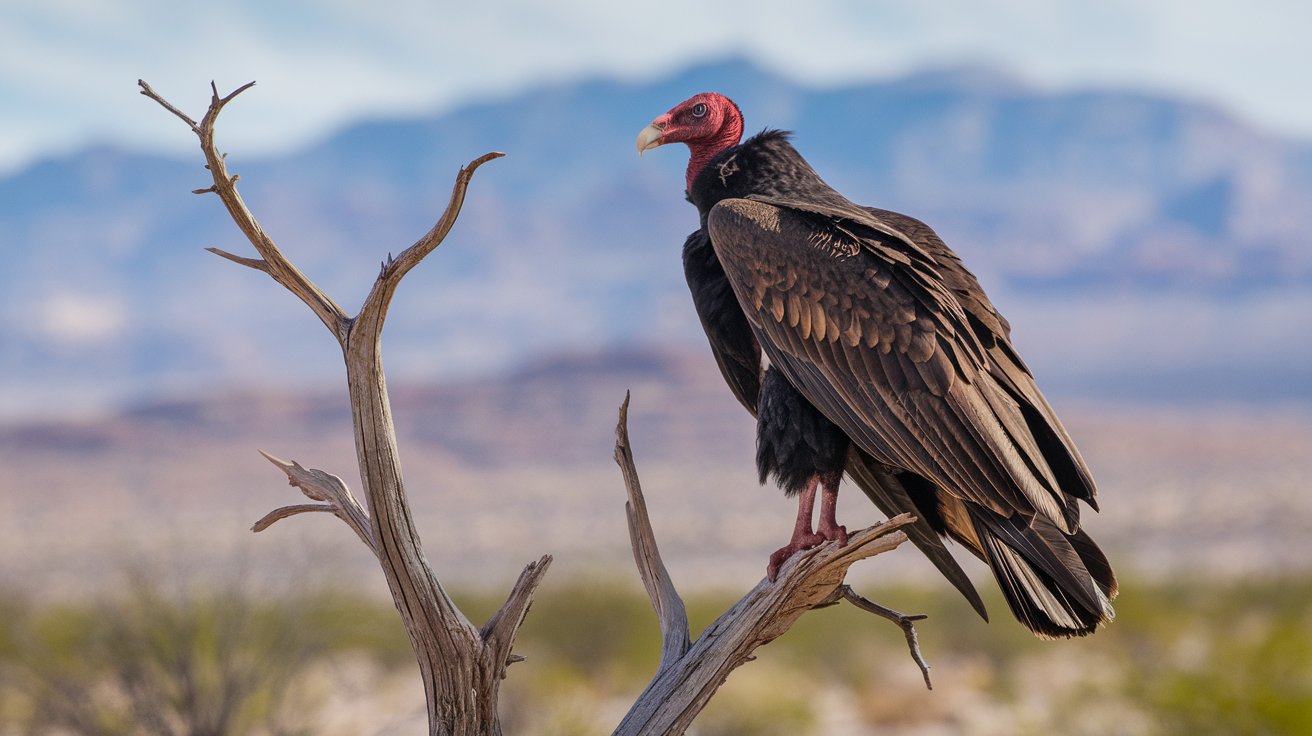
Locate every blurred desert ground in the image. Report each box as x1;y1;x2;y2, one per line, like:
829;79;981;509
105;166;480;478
5;347;1311;598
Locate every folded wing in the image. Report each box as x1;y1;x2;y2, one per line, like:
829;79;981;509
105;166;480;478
707;196;1115;637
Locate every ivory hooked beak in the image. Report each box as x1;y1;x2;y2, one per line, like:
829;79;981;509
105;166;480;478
636;123;665;156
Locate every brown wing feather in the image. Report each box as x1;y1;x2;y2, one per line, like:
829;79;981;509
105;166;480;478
708;197;1084;534
866;207;1098;506
731;192;1096;512
845;451;989;620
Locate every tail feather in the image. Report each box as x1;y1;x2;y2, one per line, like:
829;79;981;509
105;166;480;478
845;451;990;622
970;505;1116;639
1069;526;1118;600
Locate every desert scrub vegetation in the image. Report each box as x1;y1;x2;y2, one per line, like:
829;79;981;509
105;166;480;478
1;574;1309;735
0;573;412;736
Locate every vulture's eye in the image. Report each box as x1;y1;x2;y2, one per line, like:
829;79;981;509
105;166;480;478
691;103;708;118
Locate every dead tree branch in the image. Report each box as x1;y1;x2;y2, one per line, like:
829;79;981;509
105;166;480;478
138;79;349;340
251;451;375;552
614;392;691;672
611;394;925;735
840;585;933;689
142;79;544;736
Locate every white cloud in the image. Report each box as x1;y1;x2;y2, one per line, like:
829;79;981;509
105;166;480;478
37;292;129;346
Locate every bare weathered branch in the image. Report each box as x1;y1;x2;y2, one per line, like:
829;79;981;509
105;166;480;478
479;555;553;699
381;152;504;281
612;394;918;735
619;521;913;734
841;586;933;689
251;503;336;532
205;246;268;272
256;451;374;553
614;392;691;672
355;151;503;339
137;79;200;133
145;79;548;735
140;79;350;342
211;79;258;106
481;555;552;647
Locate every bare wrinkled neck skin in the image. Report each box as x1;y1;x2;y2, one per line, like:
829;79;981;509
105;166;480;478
684;114;743;191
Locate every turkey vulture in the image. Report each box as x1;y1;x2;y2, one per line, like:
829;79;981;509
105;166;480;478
637;92;1116;638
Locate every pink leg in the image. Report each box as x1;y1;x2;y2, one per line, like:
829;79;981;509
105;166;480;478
767;476;825;581
816;470;848;545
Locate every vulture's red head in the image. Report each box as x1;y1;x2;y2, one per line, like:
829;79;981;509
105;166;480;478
637;92;744;189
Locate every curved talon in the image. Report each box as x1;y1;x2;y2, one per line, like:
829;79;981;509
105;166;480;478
820;523;848;546
767;532;825;581
767;547;791;581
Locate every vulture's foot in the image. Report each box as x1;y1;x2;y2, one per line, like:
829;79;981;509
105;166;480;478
767;530;825;581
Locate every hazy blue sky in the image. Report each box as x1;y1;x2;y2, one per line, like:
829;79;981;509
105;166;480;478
2;0;1307;174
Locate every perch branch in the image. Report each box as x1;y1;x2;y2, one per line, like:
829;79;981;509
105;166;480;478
612;395;916;735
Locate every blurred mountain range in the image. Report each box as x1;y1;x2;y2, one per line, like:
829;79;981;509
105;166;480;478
3;58;1310;417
